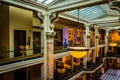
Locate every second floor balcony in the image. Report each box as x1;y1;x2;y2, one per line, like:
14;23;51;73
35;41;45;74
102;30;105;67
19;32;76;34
0;48;43;65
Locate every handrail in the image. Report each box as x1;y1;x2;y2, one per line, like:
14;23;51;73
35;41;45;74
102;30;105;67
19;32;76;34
84;61;103;71
54;61;104;80
0;53;43;65
54;65;84;80
0;48;43;65
106;52;120;57
54;48;68;54
99;40;105;44
0;48;43;53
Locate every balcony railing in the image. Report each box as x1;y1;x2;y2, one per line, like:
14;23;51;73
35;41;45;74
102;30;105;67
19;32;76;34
54;65;83;80
54;61;103;80
54;47;68;54
0;49;43;65
99;40;105;45
105;52;120;57
90;43;95;47
84;58;103;71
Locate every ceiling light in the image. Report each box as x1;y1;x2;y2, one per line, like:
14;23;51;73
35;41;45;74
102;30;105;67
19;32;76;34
68;9;89;58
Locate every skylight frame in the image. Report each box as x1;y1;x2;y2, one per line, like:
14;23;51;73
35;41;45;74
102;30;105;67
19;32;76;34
37;0;56;5
67;5;107;21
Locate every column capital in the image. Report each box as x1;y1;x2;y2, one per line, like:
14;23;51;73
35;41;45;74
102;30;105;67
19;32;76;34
49;12;58;23
49;12;58;30
34;11;44;24
46;31;56;42
44;12;58;31
84;23;91;26
94;24;98;29
109;1;120;11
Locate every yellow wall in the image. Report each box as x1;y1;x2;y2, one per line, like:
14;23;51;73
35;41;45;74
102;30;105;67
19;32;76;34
33;17;41;26
9;6;33;57
90;31;94;43
109;30;120;42
0;4;9;58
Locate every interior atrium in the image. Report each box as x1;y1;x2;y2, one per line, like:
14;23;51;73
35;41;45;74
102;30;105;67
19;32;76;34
0;0;120;80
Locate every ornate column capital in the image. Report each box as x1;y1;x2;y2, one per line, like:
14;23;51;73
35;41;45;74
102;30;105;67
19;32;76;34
46;31;56;42
49;12;58;30
34;11;44;24
49;12;58;23
109;1;120;11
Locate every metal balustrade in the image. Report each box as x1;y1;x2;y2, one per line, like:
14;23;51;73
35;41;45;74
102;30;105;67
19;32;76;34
105;52;120;57
54;65;84;80
0;49;43;65
54;59;104;80
54;47;68;54
99;40;105;45
85;61;103;71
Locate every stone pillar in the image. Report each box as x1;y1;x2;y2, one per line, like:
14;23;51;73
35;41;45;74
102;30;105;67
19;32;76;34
43;12;57;80
37;11;57;80
41;25;44;53
104;29;109;56
83;54;87;68
101;47;102;57
83;24;90;68
85;24;90;48
41;63;44;80
46;32;54;80
83;74;87;80
42;12;47;80
93;25;99;63
36;12;47;80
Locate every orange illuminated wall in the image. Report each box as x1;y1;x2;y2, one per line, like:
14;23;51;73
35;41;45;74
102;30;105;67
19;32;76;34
68;28;74;42
109;30;120;42
90;31;94;43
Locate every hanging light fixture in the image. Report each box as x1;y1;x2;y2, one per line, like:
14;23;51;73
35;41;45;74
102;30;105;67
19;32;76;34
109;42;117;47
68;8;89;58
109;28;117;47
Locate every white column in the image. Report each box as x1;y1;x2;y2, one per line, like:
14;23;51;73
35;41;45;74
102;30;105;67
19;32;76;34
93;25;99;63
43;12;55;80
105;29;109;56
83;24;90;68
41;63;44;80
85;25;90;48
83;74;87;80
43;12;47;80
41;25;44;53
101;47;102;57
37;11;56;80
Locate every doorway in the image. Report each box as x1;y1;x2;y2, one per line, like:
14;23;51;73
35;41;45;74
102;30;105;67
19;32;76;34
33;32;41;54
14;68;26;80
14;30;26;57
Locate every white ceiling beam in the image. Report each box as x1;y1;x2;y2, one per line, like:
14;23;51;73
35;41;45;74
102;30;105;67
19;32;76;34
107;26;120;30
59;13;87;24
48;0;107;12
88;17;119;24
0;0;46;12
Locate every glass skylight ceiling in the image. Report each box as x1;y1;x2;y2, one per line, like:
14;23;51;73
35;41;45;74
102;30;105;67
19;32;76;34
67;5;107;21
37;0;55;4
